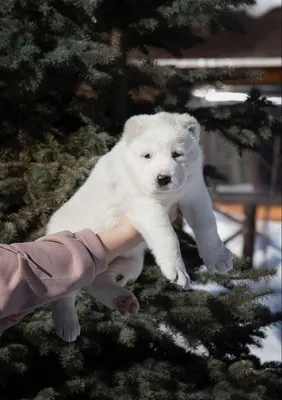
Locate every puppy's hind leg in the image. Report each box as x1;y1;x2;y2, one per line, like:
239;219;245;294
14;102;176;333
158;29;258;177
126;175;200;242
85;256;143;315
51;292;80;342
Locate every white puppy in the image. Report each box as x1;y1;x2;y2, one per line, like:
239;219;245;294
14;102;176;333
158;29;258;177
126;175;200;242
47;112;233;342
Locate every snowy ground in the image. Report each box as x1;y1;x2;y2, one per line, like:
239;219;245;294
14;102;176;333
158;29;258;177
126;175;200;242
245;0;281;17
184;211;281;363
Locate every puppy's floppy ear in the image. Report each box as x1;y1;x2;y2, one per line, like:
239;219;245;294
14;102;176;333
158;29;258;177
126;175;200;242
178;113;200;142
123;114;149;142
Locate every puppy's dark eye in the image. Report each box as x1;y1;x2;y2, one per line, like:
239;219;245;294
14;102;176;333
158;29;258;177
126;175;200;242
116;274;123;282
172;151;182;159
189;125;196;134
142;153;151;159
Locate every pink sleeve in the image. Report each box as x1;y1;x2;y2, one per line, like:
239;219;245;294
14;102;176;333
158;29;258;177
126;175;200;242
0;229;107;332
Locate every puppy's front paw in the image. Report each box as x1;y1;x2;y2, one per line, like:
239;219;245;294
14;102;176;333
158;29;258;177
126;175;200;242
164;262;191;290
115;294;139;316
203;245;233;275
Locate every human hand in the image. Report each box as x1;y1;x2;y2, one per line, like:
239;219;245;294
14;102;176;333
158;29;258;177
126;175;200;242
101;204;178;264
169;203;178;224
119;203;178;230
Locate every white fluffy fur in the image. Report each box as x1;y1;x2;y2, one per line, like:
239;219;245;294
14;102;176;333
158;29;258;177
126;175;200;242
47;112;233;342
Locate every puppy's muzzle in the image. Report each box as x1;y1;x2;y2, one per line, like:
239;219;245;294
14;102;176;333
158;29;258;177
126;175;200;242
157;174;171;187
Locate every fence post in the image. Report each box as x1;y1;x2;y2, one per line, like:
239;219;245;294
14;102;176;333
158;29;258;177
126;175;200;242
243;204;256;268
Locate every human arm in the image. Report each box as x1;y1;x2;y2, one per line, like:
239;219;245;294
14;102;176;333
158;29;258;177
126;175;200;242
0;206;177;331
0;229;107;331
97;218;144;264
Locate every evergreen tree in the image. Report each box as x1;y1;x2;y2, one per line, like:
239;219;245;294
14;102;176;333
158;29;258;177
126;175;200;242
0;1;281;399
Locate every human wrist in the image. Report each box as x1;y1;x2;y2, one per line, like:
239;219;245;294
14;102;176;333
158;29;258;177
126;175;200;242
119;220;141;240
96;222;143;264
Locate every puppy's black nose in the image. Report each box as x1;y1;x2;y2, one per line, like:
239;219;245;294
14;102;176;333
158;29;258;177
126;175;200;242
157;174;171;186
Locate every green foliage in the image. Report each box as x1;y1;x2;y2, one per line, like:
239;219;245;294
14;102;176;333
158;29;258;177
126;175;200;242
1;1;281;399
0;125;115;242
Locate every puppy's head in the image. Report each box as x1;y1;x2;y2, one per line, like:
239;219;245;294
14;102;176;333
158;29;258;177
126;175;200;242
122;112;202;195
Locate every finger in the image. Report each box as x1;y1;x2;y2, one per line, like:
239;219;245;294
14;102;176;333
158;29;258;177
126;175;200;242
169;204;178;222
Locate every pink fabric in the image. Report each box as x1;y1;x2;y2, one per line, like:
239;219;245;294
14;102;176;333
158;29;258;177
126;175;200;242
0;229;107;332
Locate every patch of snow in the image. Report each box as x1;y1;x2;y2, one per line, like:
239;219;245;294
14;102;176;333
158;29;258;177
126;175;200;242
245;0;281;17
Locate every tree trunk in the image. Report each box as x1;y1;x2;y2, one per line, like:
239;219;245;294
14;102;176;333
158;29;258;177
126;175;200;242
110;28;127;130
